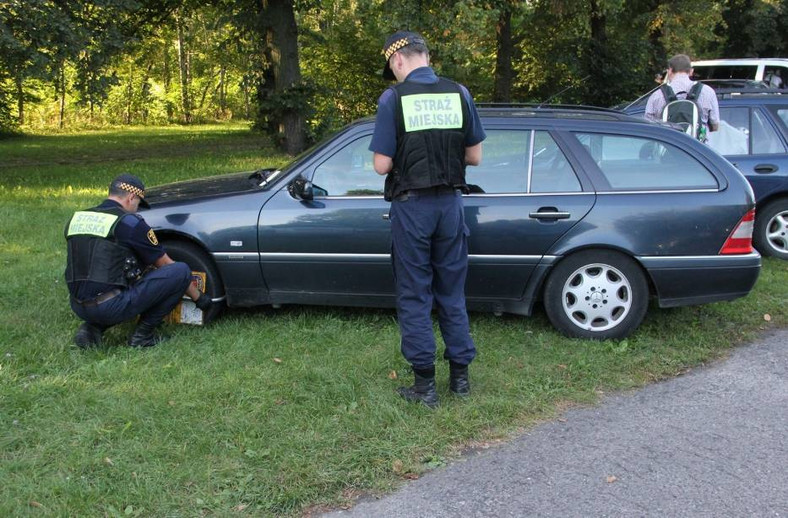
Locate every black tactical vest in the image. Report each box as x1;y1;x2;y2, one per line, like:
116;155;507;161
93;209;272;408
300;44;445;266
64;205;135;293
388;78;470;198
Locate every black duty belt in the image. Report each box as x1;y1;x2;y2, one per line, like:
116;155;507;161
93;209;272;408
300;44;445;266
401;186;458;197
73;288;122;307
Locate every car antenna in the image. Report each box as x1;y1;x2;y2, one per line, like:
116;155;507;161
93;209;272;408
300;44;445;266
621;84;661;111
537;76;591;108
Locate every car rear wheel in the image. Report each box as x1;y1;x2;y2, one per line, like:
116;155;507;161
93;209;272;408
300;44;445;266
753;199;788;260
163;240;225;323
543;250;649;339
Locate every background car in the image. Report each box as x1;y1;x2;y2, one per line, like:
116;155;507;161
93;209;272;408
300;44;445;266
622;83;788;260
142;107;760;339
689;58;788;86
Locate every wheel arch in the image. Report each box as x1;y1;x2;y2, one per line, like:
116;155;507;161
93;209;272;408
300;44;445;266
157;231;226;293
538;245;657;302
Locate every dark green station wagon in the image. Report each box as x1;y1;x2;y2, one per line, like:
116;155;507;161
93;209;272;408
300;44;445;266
142;107;761;339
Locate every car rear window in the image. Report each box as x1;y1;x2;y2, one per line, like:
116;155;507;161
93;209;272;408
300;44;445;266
575;133;718;190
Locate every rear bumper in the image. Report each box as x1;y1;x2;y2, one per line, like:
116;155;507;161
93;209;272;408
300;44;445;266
638;252;761;308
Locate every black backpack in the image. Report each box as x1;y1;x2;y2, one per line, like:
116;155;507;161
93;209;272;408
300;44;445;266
660;82;705;139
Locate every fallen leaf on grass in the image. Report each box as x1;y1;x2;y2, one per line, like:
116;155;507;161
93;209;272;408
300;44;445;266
557;364;567;370
388;370;397;380
606;475;618;483
404;473;419;480
764;313;772;322
233;504;248;512
29;501;43;508
273;358;282;364
104;457;114;466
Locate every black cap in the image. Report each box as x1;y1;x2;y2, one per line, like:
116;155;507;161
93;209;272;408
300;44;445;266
381;31;428;80
111;173;149;208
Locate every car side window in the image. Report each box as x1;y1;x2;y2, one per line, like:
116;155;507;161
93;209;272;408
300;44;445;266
575;133;718;190
775;108;788;128
712;107;750;155
465;130;530;194
531;131;581;193
312;135;382;196
751;110;787;154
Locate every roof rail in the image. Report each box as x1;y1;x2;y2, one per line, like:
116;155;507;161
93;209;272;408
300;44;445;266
476;103;641;122
476;102;622;113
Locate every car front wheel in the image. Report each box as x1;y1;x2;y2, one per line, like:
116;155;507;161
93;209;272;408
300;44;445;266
163;240;225;323
753;199;788;260
543;250;649;339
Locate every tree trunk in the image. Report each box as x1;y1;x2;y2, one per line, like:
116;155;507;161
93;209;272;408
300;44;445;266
15;74;24;126
126;71;133;124
493;4;513;103
585;0;609;106
197;69;215;112
219;65;227;116
176;10;192;124
589;0;606;43
243;76;250;119
58;68;66;130
163;40;173;120
88;71;94;122
257;0;305;154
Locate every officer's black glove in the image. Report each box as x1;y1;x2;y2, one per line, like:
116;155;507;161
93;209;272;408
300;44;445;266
195;293;213;312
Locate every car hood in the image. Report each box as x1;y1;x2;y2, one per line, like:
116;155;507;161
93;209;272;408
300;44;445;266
144;169;278;206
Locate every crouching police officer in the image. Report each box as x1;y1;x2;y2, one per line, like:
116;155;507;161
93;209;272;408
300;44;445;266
65;174;213;348
370;31;486;408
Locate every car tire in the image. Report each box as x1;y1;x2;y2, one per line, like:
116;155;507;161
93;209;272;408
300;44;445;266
753;199;788;260
163;240;225;323
543;250;649;339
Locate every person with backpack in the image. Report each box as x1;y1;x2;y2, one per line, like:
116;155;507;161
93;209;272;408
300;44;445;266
645;54;720;142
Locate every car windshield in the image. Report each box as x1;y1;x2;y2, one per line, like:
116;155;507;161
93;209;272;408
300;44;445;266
257;124;366;188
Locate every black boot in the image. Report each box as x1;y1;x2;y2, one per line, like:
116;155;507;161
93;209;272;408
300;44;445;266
128;321;165;348
449;362;470;397
74;322;104;348
397;367;439;409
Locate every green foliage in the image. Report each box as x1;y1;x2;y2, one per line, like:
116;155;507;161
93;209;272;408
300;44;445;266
0;0;784;134
0;126;786;515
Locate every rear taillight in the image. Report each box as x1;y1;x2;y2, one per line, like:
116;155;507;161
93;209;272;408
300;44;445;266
720;209;755;254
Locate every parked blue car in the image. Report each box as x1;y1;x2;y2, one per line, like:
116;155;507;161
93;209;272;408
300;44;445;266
621;82;788;260
142;107;760;339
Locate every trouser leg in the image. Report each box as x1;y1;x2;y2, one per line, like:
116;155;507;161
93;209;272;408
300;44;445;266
130;262;192;325
432;193;476;366
390;198;437;369
71;262;192;329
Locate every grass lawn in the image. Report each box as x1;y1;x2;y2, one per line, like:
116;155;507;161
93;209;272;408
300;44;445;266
1;123;786;516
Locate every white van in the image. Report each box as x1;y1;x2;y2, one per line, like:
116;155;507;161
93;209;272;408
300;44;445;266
691;58;787;87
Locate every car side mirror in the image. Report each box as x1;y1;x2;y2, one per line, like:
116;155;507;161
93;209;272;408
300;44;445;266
289;176;314;201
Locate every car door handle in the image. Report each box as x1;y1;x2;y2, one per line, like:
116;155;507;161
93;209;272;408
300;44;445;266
529;209;571;220
754;164;778;174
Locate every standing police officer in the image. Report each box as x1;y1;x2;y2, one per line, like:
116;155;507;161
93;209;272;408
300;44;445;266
370;31;486;408
65;174;212;348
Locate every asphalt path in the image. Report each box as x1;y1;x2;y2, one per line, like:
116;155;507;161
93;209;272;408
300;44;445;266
324;329;788;518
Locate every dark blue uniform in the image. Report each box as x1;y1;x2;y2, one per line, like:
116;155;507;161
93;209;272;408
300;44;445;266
68;199;191;329
370;66;486;370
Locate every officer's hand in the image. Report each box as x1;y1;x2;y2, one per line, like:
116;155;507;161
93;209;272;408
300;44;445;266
195;293;213;312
